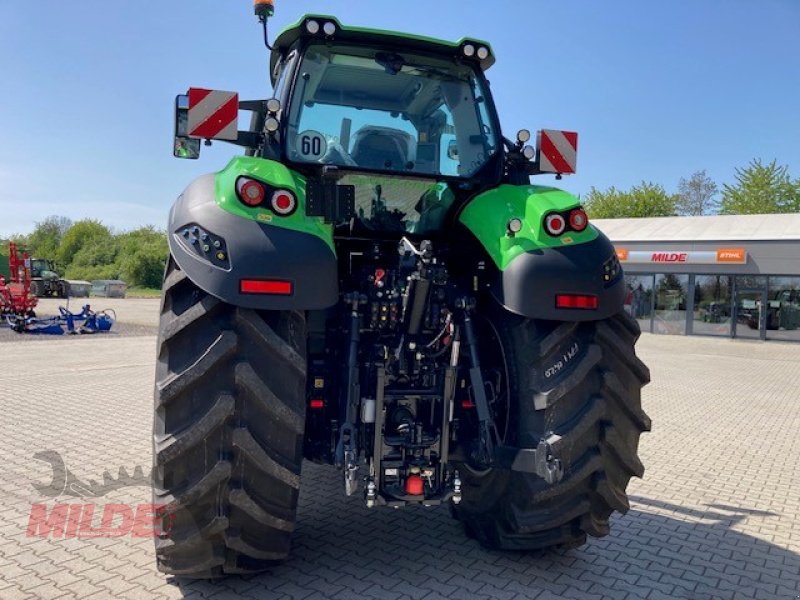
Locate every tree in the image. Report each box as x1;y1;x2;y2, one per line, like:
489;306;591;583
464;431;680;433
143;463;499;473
56;220;114;269
720;159;800;215
676;170;719;216
115;226;168;288
583;182;679;219
27;215;72;259
1;233;29;252
65;238;120;281
119;244;167;288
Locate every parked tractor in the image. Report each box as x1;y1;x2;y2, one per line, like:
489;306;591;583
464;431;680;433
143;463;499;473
746;289;800;331
154;2;650;578
767;289;800;330
29;258;69;298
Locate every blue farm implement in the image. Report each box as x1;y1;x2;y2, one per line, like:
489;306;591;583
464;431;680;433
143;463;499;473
6;305;115;335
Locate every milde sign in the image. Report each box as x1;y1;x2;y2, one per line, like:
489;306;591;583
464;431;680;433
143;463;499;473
615;248;747;265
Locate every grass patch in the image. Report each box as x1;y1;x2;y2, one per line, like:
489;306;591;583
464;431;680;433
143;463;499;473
126;287;162;299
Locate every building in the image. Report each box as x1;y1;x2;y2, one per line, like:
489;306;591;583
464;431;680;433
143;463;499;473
593;213;800;343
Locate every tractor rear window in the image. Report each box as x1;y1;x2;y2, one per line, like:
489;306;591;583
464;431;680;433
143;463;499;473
286;43;498;179
336;174;456;235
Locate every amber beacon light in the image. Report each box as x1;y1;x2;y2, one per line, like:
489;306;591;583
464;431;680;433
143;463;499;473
254;0;274;19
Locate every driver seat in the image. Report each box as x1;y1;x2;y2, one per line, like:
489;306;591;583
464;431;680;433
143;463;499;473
351;126;416;170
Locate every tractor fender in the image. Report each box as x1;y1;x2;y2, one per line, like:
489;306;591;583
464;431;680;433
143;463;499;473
167;174;339;310
458;183;624;321
493;231;625;321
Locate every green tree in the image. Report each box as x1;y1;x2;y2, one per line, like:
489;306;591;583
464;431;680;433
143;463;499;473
720;159;800;214
56;220;114;269
676;170;719;216
119;244;167;288
27;216;72;259
115;226;168;288
65;237;120;281
1;233;29;250
583;182;678;219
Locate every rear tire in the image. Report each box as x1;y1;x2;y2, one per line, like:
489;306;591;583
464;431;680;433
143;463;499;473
30;280;44;297
453;308;651;551
153;258;307;578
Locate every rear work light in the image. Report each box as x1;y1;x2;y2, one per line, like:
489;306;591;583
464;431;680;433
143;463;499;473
240;279;293;295
545;213;567;236
569;208;588;231
556;294;598;310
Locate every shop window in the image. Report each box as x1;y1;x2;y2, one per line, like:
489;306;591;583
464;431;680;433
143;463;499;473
767;277;800;342
734;275;767;340
624;274;654;333
692;275;732;337
654;274;688;335
736;275;767;289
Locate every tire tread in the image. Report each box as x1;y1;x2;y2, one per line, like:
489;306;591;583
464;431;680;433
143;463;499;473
153;259;306;578
455;311;650;551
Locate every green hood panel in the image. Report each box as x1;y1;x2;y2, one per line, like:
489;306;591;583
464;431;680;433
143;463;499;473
459;184;598;270
214;156;335;253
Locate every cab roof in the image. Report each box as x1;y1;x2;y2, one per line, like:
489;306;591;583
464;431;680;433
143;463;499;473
270;14;495;86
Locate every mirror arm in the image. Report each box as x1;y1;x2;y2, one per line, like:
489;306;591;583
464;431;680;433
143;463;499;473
202;131;264;150
525;161;563;180
239;99;269;112
525;161;542;176
229;131;265;149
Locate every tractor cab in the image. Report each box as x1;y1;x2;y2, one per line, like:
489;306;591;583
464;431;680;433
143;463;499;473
173;14;577;234
270;19;502;234
271;17;501;182
30;259;56;280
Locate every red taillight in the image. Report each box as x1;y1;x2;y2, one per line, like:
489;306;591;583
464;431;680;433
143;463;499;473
569;208;588;231
271;190;297;216
405;474;424;496
309;399;325;409
545;213;566;236
240;279;293;295
556;294;598;310
238;178;266;207
461;399;475;409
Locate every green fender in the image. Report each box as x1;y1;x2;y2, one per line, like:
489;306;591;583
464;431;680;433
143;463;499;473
214;156;335;254
459;184;624;321
458;184;597;270
167;156;339;310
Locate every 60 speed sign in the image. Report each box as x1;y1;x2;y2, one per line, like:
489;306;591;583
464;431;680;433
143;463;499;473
296;130;327;160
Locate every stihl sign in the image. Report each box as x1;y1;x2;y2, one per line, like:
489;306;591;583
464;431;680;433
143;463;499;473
616;248;747;265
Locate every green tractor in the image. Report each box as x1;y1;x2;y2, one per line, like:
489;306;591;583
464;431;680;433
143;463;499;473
30;258;69;298
154;3;650;578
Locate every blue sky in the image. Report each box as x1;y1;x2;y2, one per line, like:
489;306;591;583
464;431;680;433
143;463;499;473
1;0;798;236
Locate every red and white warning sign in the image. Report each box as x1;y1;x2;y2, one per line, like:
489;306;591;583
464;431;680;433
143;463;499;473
187;88;239;141
537;129;578;174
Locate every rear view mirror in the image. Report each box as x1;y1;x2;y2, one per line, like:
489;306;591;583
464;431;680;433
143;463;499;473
174;95;201;160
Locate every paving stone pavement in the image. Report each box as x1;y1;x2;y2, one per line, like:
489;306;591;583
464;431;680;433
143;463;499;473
1;310;799;599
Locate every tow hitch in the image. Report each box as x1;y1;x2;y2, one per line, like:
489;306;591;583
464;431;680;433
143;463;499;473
495;434;565;485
